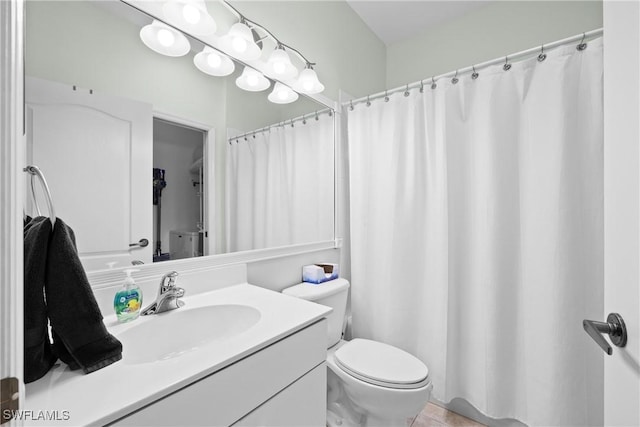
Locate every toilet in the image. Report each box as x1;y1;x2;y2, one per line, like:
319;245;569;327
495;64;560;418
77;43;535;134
282;278;432;427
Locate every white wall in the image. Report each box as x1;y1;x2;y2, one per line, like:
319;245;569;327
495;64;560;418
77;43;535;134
153;120;204;255
386;1;603;88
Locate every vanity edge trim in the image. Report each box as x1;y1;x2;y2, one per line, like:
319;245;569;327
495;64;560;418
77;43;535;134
88;240;339;288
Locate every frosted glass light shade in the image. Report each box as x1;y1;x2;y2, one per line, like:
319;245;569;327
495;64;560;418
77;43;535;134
293;67;325;94
194;47;235;76
266;48;298;80
163;0;216;36
268;82;299;104
140;20;190;57
236;67;270;92
221;22;261;61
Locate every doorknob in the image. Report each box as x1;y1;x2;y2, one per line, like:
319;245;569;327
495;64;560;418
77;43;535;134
583;313;627;355
129;238;149;248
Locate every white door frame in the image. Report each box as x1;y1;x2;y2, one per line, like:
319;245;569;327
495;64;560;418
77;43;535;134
1;0;25;422
603;1;640;425
152;110;216;257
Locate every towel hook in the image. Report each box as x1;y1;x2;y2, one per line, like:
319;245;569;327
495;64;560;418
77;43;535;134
23;165;56;227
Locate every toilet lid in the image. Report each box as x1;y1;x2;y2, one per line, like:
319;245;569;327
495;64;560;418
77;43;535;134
334;339;429;389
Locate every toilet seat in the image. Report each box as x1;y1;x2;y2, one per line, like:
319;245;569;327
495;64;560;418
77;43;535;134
334;339;430;389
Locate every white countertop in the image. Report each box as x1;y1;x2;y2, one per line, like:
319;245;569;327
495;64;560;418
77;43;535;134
24;284;331;426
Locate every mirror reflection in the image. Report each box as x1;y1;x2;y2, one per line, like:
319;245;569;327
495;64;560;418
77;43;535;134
24;0;335;273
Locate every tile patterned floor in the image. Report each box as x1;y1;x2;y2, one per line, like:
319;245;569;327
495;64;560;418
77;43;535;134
410;403;486;427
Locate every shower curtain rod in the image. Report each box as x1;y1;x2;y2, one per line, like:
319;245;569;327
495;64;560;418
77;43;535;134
346;28;603;108
228;107;333;143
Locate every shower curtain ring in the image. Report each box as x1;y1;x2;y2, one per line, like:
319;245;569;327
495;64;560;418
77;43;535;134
451;70;459;85
302;114;307;125
384;90;389;102
538;44;547;62
404;84;410;97
503;56;512;71
577;33;587;51
366;95;371;107
349;100;354;111
431;77;437;90
419;80;424;93
315;111;319;121
471;66;479;80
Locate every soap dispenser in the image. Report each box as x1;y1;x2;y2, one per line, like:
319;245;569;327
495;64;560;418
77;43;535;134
114;269;143;322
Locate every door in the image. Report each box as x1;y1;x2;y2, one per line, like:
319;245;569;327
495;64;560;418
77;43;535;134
26;77;153;270
603;1;640;425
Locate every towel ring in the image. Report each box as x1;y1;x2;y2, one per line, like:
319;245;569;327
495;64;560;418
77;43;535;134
24;165;56;227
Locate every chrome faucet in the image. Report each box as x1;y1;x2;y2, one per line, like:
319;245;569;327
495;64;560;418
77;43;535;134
141;271;185;316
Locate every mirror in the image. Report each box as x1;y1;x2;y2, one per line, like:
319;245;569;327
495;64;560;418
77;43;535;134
24;0;335;273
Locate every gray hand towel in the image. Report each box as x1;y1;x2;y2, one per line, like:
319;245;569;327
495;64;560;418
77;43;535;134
45;218;122;374
23;216;56;383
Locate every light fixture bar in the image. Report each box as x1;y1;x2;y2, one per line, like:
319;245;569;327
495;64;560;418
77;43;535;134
220;0;313;68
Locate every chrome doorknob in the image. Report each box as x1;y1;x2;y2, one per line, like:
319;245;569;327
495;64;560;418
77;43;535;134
583;313;627;355
129;238;149;248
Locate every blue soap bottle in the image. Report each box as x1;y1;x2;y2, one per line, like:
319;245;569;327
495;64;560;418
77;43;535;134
114;269;142;322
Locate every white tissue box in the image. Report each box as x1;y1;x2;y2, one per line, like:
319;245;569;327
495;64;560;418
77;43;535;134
302;263;339;284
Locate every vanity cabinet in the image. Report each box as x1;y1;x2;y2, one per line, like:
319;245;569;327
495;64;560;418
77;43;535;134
110;319;327;427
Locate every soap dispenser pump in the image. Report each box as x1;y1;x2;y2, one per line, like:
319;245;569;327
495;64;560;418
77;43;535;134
114;269;143;323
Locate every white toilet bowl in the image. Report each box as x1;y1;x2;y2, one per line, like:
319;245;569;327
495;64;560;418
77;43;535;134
326;339;432;427
282;279;432;427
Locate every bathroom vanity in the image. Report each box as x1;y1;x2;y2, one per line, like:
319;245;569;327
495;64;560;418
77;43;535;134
24;273;332;427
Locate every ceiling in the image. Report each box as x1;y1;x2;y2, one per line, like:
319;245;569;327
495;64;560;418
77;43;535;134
346;1;492;45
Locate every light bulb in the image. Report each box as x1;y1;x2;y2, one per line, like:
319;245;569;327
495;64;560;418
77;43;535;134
247;74;259;87
273;61;286;75
207;52;222;68
277;89;288;100
232;36;248;53
303;80;314;91
182;4;201;24
157;28;175;47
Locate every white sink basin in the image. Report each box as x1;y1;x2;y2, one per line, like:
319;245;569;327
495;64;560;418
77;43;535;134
118;304;261;364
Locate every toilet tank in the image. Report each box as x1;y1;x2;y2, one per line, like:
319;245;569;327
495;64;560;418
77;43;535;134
282;278;350;348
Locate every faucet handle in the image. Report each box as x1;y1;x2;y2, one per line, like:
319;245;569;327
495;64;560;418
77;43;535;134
160;271;179;293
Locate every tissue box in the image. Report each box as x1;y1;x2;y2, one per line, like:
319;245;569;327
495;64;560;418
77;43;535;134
302;263;339;284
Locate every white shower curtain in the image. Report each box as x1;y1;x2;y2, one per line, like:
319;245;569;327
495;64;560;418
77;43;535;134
348;39;603;426
226;114;334;252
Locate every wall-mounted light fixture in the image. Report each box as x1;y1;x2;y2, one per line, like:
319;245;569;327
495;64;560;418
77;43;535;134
194;46;235;76
236;66;271;92
268;82;299;104
139;19;190;57
138;0;325;104
293;64;325;95
162;0;216;36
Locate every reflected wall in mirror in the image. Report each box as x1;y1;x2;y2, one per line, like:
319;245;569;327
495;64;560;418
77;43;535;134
25;0;335;274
